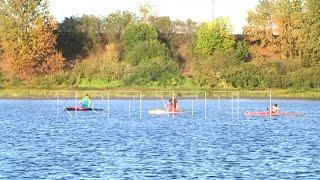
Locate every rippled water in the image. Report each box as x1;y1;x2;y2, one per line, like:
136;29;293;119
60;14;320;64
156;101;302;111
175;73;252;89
0;99;319;179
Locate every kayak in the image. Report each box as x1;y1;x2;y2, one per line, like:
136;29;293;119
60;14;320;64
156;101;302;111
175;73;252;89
64;106;103;111
244;111;303;116
148;109;181;115
244;111;280;116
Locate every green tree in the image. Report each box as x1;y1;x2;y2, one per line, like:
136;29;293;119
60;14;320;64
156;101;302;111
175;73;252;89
124;40;169;65
0;43;3;64
0;0;64;79
244;0;276;48
124;56;180;86
103;11;136;43
244;0;304;60
148;16;172;44
195;17;235;57
224;63;261;88
57;15;104;60
169;19;198;75
303;0;320;66
235;40;250;62
273;0;304;59
170;19;197;52
122;22;158;50
138;3;153;24
288;67;320;88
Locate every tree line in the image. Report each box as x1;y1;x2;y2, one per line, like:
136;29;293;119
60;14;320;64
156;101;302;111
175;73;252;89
0;0;319;89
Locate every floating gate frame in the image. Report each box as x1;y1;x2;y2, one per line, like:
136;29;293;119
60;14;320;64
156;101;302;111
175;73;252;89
142;91;207;118
53;90;272;119
241;91;273;118
53;90;207;119
209;90;272;119
207;91;240;119
54;91;142;119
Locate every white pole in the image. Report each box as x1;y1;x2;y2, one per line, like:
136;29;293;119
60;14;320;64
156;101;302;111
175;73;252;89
101;96;104;117
128;99;131;118
172;91;174;118
191;99;194;117
205;92;207;119
237;91;240;120
161;95;169;117
56;95;59;119
231;96;234;118
75;92;77;119
269;91;272;119
107;92;110;119
161;96;167;110
139;92;142;119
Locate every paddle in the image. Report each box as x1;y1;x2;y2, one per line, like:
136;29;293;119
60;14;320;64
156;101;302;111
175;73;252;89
62;100;73;117
161;96;170;116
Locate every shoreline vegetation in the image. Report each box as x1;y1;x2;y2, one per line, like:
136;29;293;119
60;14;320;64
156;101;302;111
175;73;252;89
1;1;319;96
0;87;319;100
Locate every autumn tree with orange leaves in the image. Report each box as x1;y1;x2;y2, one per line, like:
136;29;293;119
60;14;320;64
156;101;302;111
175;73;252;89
244;0;320;67
0;0;64;79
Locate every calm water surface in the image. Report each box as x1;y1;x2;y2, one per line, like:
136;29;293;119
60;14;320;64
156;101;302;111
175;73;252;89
0;99;319;179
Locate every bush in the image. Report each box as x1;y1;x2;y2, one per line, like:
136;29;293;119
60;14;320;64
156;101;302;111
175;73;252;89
122;22;158;50
9;76;22;86
0;70;5;87
50;72;74;86
195;17;235;58
288;67;320;89
57;15;105;59
224;60;319;89
194;69;230;88
224;63;261;88
123;56;181;86
99;60;130;82
124;40;169;65
235;40;250;62
69;49;130;87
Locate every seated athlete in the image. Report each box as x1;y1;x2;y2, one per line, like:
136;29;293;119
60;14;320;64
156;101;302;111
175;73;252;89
166;96;179;112
79;94;92;108
271;104;280;113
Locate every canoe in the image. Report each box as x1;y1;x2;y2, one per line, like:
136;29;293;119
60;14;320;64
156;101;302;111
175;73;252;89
244;111;303;116
64;106;103;111
148;109;181;115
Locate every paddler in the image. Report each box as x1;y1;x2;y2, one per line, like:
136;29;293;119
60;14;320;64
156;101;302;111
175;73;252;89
80;94;92;108
166;96;179;112
270;104;279;113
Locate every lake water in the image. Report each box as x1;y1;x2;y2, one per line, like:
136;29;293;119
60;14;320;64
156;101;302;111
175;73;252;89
0;99;319;179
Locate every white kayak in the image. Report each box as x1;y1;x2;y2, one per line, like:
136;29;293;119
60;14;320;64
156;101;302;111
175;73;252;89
148;109;181;115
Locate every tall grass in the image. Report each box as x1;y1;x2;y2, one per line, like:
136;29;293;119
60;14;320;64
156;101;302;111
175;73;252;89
0;87;319;99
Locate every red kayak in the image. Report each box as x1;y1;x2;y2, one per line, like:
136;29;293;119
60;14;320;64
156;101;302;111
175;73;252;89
245;111;280;116
245;111;303;116
64;106;103;111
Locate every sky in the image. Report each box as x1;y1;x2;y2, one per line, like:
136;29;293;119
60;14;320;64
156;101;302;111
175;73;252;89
49;0;260;34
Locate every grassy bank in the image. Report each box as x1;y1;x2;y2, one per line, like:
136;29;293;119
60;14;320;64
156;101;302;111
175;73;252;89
0;87;319;100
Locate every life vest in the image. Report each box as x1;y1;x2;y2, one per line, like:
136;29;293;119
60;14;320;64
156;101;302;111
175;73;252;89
167;105;178;112
81;97;91;108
